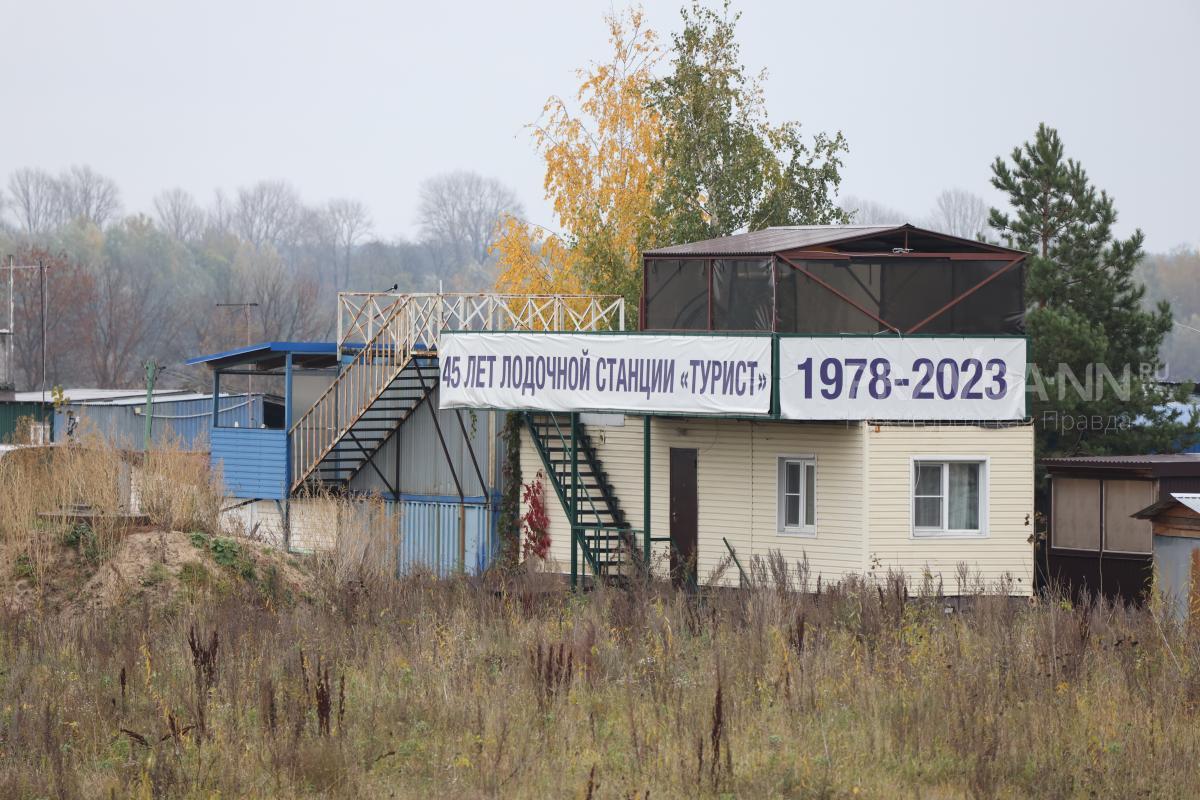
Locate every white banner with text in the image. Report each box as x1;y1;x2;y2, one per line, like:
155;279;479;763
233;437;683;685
778;337;1026;421
438;333;772;415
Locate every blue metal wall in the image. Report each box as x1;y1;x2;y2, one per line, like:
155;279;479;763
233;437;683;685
54;395;272;451
211;427;288;500
388;497;496;576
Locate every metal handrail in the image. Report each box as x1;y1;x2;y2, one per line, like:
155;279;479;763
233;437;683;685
289;298;415;491
293;292;627;494
337;292;626;354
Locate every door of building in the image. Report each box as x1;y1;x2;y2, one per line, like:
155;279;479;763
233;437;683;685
670;447;698;588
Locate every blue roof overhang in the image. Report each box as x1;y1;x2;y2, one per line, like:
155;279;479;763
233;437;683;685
186;341;339;371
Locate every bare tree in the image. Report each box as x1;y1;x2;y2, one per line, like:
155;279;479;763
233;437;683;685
838;196;910;226
417;171;523;269
79;218;181;386
233;180;302;248
58;165;121;227
8;247;97;390
7;168;62;236
207;188;235;234
247;261;328;341
153;188;205;242
325;198;373;290
219;245;329;342
928;188;989;240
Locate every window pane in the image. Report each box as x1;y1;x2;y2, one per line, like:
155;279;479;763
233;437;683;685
914;462;942;496
786;462;801;494
804;463;816;526
712;259;773;330
785;495;800;527
915;497;942;528
1103;480;1154;553
644;259;708;330
948;462;980;530
1052;478;1101;550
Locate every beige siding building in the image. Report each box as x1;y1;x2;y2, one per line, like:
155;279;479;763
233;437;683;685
522;416;1035;595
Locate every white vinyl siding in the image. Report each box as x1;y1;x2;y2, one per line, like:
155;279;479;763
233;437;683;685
868;424;1034;595
521;417;866;587
522;418;1034;595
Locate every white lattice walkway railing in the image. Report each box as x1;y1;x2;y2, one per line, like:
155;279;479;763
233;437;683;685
336;292;626;355
291;292;626;492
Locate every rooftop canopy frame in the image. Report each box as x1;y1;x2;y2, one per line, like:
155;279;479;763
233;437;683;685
640;223;1026;336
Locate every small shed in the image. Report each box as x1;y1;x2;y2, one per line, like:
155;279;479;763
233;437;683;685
0;388;181;444
1041;454;1200;603
1132;493;1200;618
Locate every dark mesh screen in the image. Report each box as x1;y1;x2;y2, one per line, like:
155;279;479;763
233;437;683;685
879;259;954;333
644;259;708;330
775;260;882;333
949;261;1024;333
712;259;773;330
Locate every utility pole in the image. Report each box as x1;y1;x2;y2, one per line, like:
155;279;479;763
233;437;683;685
39;259;46;408
1;256;13;392
143;360;158;451
216;302;259;426
2;257;49;411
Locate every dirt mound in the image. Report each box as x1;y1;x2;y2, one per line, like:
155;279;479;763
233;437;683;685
4;530;315;622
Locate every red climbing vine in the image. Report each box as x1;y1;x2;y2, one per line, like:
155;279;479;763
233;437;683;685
521;471;551;560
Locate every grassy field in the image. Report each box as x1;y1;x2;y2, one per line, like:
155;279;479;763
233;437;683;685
2;441;1200;798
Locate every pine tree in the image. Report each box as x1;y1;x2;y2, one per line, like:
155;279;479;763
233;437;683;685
990;123;1196;457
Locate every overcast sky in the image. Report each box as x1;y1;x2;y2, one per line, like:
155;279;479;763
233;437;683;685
2;0;1196;251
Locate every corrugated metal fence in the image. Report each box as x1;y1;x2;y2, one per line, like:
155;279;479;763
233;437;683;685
391;498;496;576
0;402;50;444
227;495;498;577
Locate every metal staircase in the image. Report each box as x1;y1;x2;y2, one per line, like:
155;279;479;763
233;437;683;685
523;412;640;579
309;358;439;489
290;298;429;493
290;291;628;496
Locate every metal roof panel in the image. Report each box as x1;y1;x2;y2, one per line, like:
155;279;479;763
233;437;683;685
643;223;1027;257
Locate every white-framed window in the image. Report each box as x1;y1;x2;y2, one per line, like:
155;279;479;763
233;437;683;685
777;456;816;534
912;458;987;536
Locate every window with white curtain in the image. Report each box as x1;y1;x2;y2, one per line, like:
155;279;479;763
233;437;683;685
778;457;816;534
912;459;986;535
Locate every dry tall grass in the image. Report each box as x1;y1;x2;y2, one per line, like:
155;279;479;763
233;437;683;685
2;563;1200;798
0;428;223;584
2;441;1199;798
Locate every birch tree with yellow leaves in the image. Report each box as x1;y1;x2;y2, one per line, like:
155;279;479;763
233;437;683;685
493;8;663;314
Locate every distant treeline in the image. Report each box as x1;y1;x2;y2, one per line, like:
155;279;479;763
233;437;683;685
1136;247;1200;383
0;167;523;391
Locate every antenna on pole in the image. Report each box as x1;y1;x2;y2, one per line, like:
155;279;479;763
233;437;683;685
216;302;260;426
1;256;49;395
0;255;13;392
